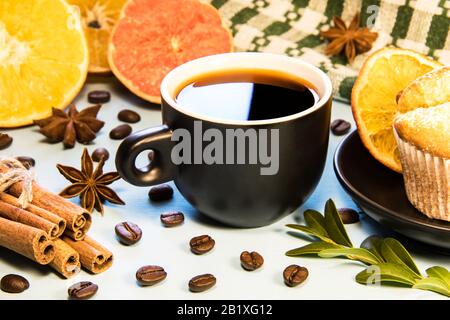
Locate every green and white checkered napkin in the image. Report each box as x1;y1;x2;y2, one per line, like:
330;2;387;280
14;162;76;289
207;0;450;102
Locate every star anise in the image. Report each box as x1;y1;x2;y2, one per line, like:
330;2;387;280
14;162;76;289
320;13;378;62
57;148;125;214
34;105;104;148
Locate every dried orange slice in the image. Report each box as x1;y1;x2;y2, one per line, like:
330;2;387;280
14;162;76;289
397;66;450;113
352;48;442;172
108;0;233;104
68;0;127;74
0;0;88;128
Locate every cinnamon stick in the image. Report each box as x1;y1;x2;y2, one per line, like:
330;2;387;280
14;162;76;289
63;235;113;274
0;192;66;237
0;200;60;240
8;182;91;241
49;239;80;278
0;192;65;239
0;217;55;264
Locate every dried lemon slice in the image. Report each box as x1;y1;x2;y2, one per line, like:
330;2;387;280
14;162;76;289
0;0;88;128
68;0;127;74
352;48;442;172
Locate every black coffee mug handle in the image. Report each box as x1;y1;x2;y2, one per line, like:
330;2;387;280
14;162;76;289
115;125;177;186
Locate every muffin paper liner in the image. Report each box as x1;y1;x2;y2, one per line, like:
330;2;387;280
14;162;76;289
395;130;449;221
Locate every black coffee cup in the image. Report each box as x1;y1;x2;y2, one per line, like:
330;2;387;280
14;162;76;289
116;53;332;227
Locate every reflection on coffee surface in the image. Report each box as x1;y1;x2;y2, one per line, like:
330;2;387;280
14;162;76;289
175;69;320;121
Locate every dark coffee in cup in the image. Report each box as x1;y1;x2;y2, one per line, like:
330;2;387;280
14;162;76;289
175;69;320;121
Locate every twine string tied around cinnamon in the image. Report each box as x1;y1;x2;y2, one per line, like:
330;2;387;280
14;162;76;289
0;157;35;208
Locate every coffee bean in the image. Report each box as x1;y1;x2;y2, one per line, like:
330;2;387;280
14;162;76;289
283;265;309;287
148;184;173;201
0;274;29;293
92;148;110;162
16;156;35;169
338;208;360;224
331;119;351;136
190;235;215;255
68;281;98;299
0;133;13;150
136;265;167;286
88;90;110;104
240;251;264;271
115;221;142;245
189;274;216;292
160;211;184;227
110;124;132;140
118;109;141;123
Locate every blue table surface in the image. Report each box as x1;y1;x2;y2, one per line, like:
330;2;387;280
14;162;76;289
1;77;448;300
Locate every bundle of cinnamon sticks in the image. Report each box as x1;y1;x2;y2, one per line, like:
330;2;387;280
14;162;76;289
0;162;113;278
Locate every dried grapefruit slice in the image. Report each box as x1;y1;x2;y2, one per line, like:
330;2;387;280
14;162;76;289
0;0;88;128
68;0;127;74
352;48;442;172
108;0;233;104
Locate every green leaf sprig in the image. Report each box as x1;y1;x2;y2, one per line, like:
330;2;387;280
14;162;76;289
286;199;450;297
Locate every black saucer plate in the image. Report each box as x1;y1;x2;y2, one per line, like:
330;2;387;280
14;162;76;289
334;131;450;250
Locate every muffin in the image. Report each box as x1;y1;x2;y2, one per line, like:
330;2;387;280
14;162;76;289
394;103;450;221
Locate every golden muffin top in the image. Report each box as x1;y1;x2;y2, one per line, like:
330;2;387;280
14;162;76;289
394;103;450;159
